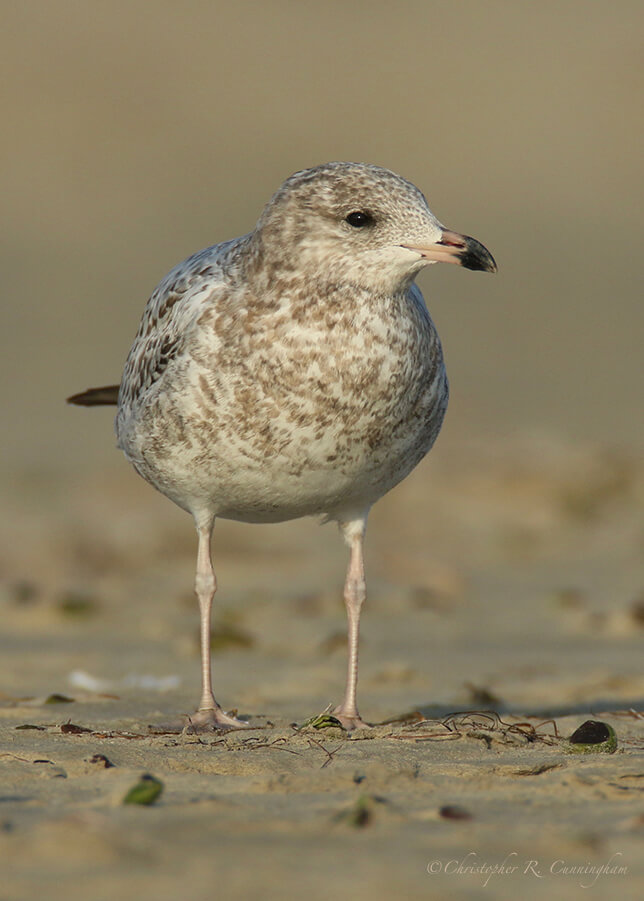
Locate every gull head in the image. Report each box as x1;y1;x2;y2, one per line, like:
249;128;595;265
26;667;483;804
251;162;496;295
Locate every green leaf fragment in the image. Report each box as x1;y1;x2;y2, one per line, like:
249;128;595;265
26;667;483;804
122;773;164;805
564;720;617;754
57;592;99;618
300;713;345;731
337;794;373;827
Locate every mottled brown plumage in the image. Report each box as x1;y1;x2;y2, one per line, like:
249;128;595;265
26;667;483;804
70;162;496;730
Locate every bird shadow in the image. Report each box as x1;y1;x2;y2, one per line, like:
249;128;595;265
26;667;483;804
416;697;644;721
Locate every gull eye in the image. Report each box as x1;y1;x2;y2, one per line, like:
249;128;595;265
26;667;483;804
345;210;374;228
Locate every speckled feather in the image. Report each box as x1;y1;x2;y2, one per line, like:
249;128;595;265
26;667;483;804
116;163;451;527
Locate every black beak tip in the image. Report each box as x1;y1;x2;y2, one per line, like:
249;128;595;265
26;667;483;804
461;236;497;274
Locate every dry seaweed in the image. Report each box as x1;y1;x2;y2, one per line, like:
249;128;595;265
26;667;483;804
387;710;561;746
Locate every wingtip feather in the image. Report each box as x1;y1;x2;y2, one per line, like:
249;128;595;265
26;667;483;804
67;385;120;406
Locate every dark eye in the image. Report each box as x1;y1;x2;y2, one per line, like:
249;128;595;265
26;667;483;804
345;210;374;228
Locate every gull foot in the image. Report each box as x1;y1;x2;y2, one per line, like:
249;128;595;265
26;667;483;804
183;706;252;733
331;708;372;731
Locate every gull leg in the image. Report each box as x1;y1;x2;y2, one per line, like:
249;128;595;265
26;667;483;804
332;514;371;729
184;516;248;731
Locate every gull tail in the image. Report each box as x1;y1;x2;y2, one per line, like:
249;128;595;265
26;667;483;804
67;385;120;406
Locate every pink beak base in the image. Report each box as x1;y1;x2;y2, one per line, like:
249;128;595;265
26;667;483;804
404;228;497;273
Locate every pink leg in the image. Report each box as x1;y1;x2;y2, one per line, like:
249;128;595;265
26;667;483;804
333;514;371;729
185;517;248;731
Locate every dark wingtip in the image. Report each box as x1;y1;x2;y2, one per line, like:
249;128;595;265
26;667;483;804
460;235;497;273
67;385;120;406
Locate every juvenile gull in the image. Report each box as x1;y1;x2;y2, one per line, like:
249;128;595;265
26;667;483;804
68;162;496;730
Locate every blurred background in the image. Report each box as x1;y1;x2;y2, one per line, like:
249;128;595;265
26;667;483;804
2;0;642;478
0;2;642;703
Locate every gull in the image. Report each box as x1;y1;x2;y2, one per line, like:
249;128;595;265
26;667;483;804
68;162;496;730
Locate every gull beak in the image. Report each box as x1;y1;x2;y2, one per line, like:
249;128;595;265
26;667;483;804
404;228;497;273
